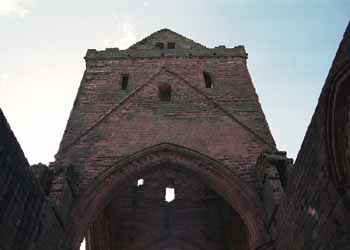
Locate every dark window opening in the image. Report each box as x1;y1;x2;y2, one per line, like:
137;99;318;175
167;42;175;49
203;71;212;88
155;42;164;49
121;74;129;90
158;84;171;102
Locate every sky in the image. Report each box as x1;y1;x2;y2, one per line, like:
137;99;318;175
0;0;349;167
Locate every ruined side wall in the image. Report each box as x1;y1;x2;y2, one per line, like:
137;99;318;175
272;23;350;250
273;108;349;250
0;109;66;250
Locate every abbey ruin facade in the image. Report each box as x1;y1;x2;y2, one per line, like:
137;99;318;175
0;25;349;250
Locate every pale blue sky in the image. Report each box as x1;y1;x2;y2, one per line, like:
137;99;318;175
0;0;349;165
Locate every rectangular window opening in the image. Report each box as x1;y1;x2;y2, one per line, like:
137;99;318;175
158;84;171;102
155;42;164;49
167;42;175;49
165;187;175;202
203;71;212;88
137;179;144;186
121;74;129;90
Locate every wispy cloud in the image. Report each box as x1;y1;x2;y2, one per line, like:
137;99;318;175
0;0;30;17
102;22;137;50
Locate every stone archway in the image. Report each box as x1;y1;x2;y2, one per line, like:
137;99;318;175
65;143;269;250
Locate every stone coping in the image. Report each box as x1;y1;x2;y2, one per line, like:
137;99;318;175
85;46;247;60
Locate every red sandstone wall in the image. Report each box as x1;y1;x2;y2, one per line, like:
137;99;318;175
55;56;275;194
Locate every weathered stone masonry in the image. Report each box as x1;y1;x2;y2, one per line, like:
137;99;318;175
1;25;350;250
266;23;350;250
52;29;277;250
0;109;65;250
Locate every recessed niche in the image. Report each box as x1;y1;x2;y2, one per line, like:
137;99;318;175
158;83;171;102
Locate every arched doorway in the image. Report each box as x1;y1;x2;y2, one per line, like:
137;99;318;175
66;143;269;250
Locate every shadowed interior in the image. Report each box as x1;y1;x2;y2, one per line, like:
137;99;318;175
86;165;249;250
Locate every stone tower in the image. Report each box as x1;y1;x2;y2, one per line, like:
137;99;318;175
51;29;282;250
53;29;284;250
2;25;350;250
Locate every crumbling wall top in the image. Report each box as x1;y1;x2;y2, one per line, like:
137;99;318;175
85;28;247;60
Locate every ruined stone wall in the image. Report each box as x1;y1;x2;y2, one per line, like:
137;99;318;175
59;53;274;153
2;26;350;250
52;31;276;249
55;53;275;196
271;23;350;250
272;109;349;249
0;109;66;250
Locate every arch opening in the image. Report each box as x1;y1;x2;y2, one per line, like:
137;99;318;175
69;144;268;250
82;165;249;250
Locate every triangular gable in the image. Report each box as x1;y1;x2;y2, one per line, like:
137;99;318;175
128;28;207;50
57;66;275;158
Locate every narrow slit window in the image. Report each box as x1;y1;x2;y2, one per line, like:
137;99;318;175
155;42;164;49
203;71;212;88
165;187;175;202
121;74;129;90
158;84;171;102
167;42;175;49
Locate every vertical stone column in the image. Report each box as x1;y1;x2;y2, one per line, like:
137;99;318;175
256;151;293;240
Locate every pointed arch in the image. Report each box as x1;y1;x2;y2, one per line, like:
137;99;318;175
65;143;269;250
